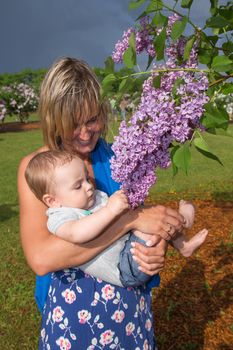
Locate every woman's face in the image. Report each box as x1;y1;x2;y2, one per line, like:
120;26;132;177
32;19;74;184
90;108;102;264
70;114;103;158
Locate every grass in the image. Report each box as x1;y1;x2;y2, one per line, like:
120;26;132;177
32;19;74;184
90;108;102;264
150;128;233;202
0;130;43;348
0;124;232;348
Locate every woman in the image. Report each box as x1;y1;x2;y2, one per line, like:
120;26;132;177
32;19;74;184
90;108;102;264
18;57;183;349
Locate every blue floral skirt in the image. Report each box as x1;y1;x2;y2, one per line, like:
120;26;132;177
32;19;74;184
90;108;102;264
39;268;157;350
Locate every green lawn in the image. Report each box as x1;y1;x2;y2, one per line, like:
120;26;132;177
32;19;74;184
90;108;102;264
150;128;233;202
0;125;232;349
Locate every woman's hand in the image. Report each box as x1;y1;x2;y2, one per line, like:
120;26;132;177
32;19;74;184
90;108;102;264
131;238;168;275
132;205;184;241
128;204;184;275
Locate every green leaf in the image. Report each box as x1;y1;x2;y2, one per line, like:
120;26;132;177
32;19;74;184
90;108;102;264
202;113;228;130
129;32;136;51
221;83;233;94
172;162;178;177
102;73;117;88
146;1;163;13
123;47;136;69
154;27;166;61
128;0;146;10
194;137;223;166
208;35;219;45
198;35;219;66
170;145;179;176
222;41;233;55
118;78;128;92
171;16;188;42
122;32;136;69
202;103;229;129
172;143;191;174
211;55;233;72
198;48;212;65
219;8;233;22
152;12;168;27
206;15;230;28
146;55;154;69
207;128;233;138
184;36;196;60
104;56;114;74
153;74;162;88
181;0;193;9
210;0;218;15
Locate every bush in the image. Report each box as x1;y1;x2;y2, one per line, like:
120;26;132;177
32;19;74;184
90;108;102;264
0;100;7;122
0;83;39;123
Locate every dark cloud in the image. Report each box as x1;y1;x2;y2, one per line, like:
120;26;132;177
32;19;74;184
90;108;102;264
0;0;134;73
0;0;227;74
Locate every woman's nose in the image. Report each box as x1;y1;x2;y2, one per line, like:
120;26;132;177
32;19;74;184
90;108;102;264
79;125;92;139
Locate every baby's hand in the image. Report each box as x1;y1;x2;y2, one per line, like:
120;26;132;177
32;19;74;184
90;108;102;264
107;190;130;216
179;200;195;229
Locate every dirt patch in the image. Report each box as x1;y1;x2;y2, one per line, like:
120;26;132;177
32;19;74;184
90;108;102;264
151;199;233;350
0;121;40;133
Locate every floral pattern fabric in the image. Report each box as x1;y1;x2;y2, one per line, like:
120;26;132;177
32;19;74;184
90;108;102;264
39;268;157;350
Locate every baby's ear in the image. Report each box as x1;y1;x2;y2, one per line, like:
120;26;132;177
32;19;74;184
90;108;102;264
42;194;59;208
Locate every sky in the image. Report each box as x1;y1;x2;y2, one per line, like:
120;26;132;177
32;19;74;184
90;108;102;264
0;0;222;74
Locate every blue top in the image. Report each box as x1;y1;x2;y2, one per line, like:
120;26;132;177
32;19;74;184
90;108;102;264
35;139;160;312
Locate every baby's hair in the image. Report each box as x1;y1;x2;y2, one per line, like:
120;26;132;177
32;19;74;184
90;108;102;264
25;150;76;201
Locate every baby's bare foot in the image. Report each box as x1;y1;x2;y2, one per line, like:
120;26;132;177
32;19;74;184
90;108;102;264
179;229;208;257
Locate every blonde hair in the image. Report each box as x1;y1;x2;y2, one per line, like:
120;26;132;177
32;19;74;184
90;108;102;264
39;57;109;150
25;150;76;201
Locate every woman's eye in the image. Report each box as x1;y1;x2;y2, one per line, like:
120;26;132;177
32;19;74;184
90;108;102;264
87;116;97;124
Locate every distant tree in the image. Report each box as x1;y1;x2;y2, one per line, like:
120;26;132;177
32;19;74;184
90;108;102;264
0;68;46;92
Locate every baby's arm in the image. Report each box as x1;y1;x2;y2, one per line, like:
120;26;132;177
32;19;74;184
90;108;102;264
56;190;129;244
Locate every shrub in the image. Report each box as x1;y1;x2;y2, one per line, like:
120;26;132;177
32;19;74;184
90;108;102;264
0;83;39;123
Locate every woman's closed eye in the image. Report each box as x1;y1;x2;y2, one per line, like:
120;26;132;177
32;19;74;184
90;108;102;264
86;116;98;125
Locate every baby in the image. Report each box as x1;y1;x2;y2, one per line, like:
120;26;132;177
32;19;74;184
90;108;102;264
25;150;208;287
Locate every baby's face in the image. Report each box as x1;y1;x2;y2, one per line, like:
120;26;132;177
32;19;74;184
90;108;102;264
53;157;95;209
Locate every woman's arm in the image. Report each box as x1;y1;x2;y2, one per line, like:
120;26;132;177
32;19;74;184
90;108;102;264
18;153;132;276
19;152;184;276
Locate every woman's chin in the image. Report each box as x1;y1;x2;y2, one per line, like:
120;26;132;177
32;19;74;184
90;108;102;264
71;141;92;155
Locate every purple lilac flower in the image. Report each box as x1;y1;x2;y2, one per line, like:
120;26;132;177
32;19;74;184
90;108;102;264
166;13;181;36
111;14;209;208
136;17;156;57
112;28;135;63
112;16;156;63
